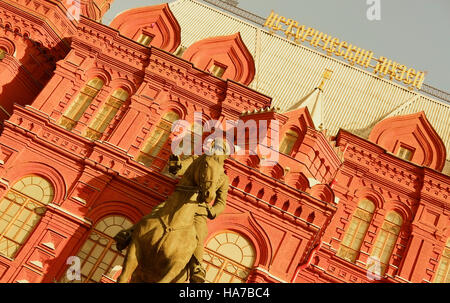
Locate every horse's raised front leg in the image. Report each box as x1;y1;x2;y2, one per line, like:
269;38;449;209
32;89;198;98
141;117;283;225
117;240;138;283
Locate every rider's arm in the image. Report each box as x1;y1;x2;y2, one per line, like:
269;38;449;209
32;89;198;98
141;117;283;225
207;177;229;220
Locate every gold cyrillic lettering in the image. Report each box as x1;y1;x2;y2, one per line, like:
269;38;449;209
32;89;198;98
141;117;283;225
311;31;324;47
327;37;339;53
344;44;355;60
363;51;374;68
285;19;298;39
294;25;306;43
403;68;416;85
273;16;286;31
264;10;278;28
388;62;399;80
374;57;387;75
396;65;406;81
264;11;426;89
320;34;331;50
336;41;347;56
413;71;425;89
301;27;315;42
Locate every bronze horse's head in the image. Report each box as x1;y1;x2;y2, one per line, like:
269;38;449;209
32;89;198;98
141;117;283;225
196;139;229;203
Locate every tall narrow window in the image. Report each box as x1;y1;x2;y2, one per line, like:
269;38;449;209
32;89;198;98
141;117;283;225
174;46;186;57
137;34;153;46
58;78;104;131
137;111;180;168
279;130;299;155
61;215;133;283
83;88;129;140
397;146;414;161
209;63;226;78
370;211;403;275
434;239;450;283
203;231;255;283
0;176;54;258
337;199;375;262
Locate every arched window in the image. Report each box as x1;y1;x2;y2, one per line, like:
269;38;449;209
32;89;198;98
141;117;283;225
83;88;129;140
203;231;255;283
369;211;403;275
137;33;154;46
257;189;264;199
61;215;133;283
58;78;104;131
137;111;180;168
0;176;54;258
434;239;450;283
279;130;299;155
337;199;375;262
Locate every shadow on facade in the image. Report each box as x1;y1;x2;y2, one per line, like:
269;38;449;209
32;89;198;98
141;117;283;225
0;38;69;127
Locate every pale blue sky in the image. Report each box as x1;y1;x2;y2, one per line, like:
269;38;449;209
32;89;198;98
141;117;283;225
103;0;450;91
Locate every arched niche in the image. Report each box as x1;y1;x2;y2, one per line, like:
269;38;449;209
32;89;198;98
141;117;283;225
110;4;181;53
369;111;446;171
182;33;255;86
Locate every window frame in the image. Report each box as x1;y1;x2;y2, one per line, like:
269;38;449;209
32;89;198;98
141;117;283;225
83;88;129;140
396;143;415;161
0;175;54;259
209;61;227;78
137;111;180;169
337;199;375;263
369;211;403;276
279;129;299;155
61;215;133;283
434;239;450;283
203;231;256;283
136;32;154;46
59;78;104;131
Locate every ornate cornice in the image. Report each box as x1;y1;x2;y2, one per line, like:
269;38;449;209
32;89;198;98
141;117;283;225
4;104;177;201
337;129;450;208
0;0;75;50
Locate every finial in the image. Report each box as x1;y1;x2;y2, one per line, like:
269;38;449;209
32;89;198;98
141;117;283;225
318;68;333;90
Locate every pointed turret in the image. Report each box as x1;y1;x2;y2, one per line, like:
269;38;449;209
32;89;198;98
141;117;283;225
285;87;323;129
284;69;332;130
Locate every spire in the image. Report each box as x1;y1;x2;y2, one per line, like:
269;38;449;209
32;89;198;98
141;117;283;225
284;69;332;129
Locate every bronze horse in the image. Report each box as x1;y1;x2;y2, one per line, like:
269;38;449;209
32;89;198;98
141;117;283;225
117;153;227;283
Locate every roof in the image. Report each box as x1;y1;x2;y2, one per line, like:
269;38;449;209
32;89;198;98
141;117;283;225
168;0;450;174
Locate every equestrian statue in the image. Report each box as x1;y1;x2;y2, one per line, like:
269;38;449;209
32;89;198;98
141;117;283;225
114;139;230;283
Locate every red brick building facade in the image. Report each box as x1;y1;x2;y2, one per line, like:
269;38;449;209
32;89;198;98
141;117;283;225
0;0;448;283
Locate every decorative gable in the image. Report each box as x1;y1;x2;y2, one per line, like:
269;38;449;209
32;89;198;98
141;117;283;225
80;0;114;22
182;33;255;86
109;4;181;52
369;111;446;171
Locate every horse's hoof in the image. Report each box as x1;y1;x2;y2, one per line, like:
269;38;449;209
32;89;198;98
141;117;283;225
190;275;205;283
190;267;206;283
